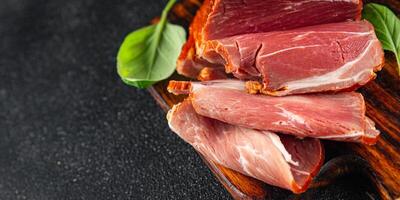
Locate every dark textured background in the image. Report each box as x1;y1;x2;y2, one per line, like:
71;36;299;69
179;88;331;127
0;0;378;199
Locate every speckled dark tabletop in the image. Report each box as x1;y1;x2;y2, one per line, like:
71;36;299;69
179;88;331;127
0;0;378;199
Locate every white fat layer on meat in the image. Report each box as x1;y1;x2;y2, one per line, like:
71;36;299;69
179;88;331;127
259;45;322;58
276;106;306;125
294;0;355;5
316;130;364;139
166;103;181;133
288;30;373;41
283;39;376;92
291;168;311;176
192;79;246;92
365;117;380;137
283;6;293;10
236;144;255;176
235;130;291;182
292;30;373;42
273;105;311;136
256;30;373;43
292;32;313;41
266;132;299;166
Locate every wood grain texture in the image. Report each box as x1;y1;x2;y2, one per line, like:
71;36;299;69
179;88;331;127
148;1;400;199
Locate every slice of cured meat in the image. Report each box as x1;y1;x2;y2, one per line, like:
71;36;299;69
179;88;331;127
200;21;384;95
177;35;224;78
167;100;324;193
177;0;363;78
168;80;380;144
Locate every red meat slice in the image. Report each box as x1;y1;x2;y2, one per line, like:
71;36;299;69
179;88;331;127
167;100;324;193
168;80;380;144
200;21;384;95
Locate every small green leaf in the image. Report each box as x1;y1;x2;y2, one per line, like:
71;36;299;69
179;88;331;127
117;0;186;88
363;3;400;76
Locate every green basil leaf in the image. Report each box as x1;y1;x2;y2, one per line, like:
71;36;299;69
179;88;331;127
117;0;186;88
363;3;400;75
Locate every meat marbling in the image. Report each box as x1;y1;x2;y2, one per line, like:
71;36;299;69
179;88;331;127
177;0;363;78
167;100;324;193
200;20;384;95
168;80;380;144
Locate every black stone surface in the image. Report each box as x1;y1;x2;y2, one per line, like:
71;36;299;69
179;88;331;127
0;0;379;199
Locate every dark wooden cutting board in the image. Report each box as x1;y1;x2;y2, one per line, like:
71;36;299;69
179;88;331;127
148;1;400;199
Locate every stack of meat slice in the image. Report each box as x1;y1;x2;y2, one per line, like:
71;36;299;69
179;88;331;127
167;0;384;194
178;0;365;79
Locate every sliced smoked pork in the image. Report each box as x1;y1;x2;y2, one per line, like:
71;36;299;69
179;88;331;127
167;100;324;193
177;0;363;78
200;21;384;95
168;80;380;145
